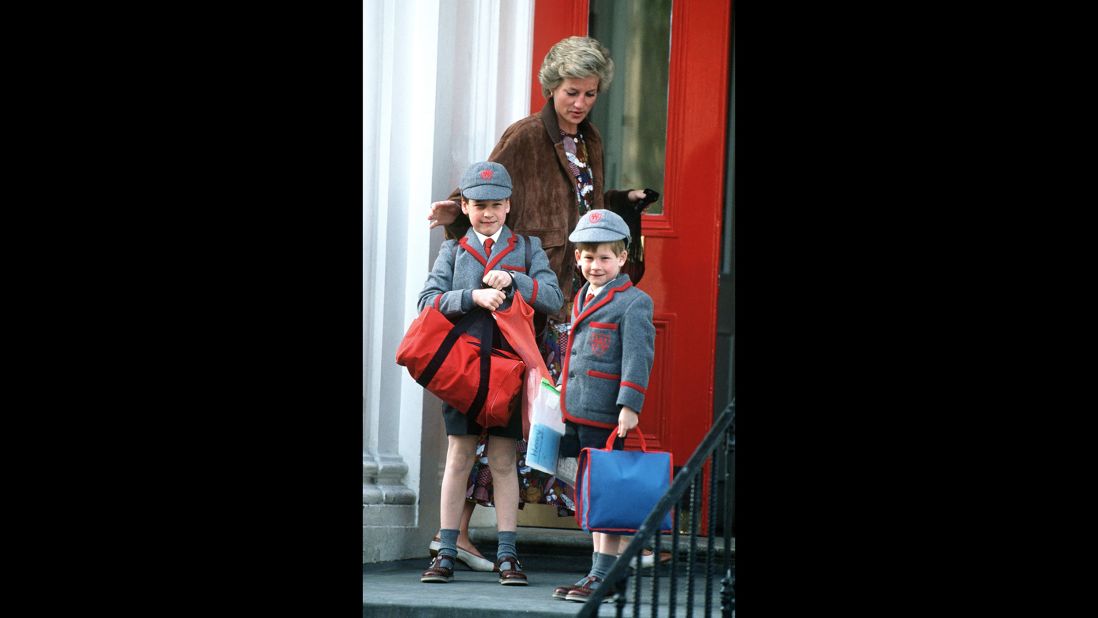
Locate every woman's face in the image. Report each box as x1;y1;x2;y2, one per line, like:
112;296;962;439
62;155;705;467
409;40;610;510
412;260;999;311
551;76;600;133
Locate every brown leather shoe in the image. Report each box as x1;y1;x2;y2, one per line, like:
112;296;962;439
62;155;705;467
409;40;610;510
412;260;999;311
420;555;454;583
494;555;528;586
553;576;590;599
566;576;616;603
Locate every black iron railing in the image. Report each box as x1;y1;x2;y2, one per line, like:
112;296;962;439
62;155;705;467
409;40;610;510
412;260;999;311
578;400;735;617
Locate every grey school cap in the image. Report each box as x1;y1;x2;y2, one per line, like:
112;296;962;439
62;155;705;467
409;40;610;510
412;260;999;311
460;161;513;200
568;209;631;245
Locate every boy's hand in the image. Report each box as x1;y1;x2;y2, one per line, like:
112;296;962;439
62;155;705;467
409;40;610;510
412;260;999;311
472;288;506;311
428;200;459;229
617;406;639;438
482;270;514;290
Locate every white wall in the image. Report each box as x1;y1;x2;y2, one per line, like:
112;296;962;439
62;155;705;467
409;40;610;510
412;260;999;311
363;0;533;563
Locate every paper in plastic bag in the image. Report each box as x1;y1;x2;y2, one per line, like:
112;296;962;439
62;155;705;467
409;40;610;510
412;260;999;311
555;456;579;487
526;379;565;475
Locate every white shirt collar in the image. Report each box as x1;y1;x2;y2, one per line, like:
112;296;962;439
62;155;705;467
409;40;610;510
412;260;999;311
473;229;503;245
586;274;621;300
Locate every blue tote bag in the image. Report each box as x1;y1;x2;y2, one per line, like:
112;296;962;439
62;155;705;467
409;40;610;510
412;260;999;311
574;427;674;533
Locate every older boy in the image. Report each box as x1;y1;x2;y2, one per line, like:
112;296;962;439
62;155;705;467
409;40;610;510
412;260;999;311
552;209;656;602
417;161;563;585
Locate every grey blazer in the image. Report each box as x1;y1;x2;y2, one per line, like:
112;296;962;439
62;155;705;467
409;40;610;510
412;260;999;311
418;226;564;318
559;275;656;428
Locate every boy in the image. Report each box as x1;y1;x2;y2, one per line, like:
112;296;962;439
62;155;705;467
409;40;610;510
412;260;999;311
417;161;563;585
552;209;656;603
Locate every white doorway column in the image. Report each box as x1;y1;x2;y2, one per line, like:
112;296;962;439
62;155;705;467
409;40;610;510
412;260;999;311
363;0;533;563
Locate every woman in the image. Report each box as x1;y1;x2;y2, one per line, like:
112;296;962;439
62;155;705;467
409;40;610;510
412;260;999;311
426;36;656;570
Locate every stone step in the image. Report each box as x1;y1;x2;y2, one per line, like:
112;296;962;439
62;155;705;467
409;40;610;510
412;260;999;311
363;552;733;618
468;526;735;558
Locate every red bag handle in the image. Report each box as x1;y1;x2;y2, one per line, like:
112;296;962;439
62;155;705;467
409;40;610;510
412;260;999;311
603;424;648;451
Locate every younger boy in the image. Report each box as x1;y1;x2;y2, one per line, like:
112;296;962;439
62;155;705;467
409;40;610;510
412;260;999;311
417;161;563;585
552;209;656;603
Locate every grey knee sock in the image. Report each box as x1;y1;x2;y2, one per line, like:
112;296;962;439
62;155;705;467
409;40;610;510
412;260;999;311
496;530;518;560
438;528;459;565
588;552;617;581
574;551;599;586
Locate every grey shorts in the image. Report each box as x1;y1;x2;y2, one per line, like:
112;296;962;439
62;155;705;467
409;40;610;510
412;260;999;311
441;399;523;439
558;421;624;458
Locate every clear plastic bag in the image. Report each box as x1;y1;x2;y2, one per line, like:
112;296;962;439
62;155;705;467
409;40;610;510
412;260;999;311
526;379;565;474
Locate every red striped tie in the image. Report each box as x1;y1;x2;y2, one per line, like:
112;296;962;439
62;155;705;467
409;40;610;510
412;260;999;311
585;293;594;307
483;238;494;257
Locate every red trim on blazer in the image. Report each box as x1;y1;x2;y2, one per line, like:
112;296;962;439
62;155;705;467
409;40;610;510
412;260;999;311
621;381;647;395
590;321;618;330
458;234;517;273
458;236;487;268
588;369;620;380
561;407;616;429
559;279;635;428
514;277;540;305
485;234;517;272
571;281;633;325
502;265;527;272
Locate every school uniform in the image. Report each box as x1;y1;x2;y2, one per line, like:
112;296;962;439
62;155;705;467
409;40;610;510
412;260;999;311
418;224;563;438
419;226;563;319
559;274;656;434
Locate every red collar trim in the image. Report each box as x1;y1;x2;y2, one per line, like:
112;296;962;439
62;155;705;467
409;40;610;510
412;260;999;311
459;233;516;272
572;280;633;326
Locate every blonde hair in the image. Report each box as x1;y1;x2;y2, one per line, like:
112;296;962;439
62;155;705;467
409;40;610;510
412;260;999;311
538;36;615;99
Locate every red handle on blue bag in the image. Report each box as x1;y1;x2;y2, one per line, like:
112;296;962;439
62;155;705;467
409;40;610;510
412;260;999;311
603;425;648;451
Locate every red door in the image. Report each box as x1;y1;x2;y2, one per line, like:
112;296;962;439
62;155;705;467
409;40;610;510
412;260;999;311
532;1;732;476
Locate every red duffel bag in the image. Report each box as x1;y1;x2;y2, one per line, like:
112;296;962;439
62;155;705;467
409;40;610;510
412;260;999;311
396;297;524;429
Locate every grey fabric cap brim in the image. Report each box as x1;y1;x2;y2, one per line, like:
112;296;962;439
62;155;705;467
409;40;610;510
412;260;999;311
569;228;629;244
462;185;512;200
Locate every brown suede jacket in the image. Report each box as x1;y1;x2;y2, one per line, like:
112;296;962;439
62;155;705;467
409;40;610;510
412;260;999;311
445;101;633;320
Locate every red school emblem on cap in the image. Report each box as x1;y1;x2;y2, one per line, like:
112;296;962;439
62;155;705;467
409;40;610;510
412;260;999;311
588;211;602;223
480;169;493;179
590;333;611;355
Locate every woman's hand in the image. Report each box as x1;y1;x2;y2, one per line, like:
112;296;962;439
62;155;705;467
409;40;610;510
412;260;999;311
617;406;640;438
428;200;459;229
626;189;647;202
482;270;514;290
472;288;506;311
